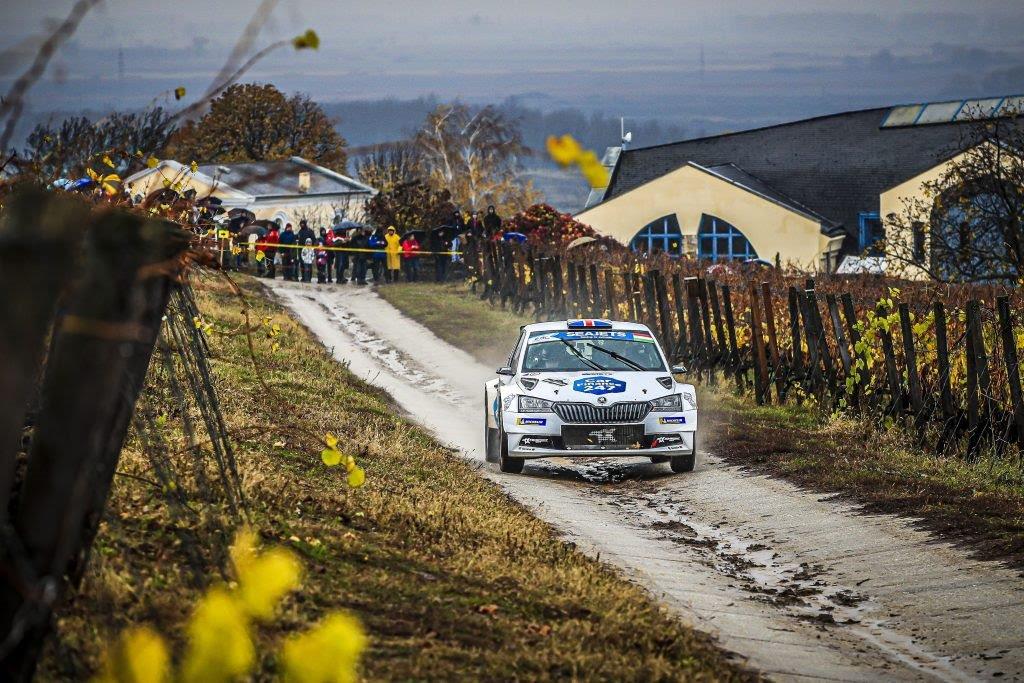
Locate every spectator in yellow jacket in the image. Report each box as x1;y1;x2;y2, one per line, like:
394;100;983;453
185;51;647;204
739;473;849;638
384;226;402;283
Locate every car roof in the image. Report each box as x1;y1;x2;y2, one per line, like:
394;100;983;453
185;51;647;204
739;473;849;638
521;319;654;333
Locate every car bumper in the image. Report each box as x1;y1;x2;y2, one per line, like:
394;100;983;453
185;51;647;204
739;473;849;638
503;410;696;459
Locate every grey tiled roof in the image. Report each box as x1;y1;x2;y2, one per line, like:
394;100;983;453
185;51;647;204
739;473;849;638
604;108;997;253
197;156;374;198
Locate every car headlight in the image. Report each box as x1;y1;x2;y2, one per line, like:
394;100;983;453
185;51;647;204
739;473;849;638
649;394;682;411
682;389;697;410
518;395;554;413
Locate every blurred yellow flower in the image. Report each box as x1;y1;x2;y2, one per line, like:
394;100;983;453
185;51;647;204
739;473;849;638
93;626;170;683
230;528;303;621
347;466;366;488
281;613;367;683
181;588;254;683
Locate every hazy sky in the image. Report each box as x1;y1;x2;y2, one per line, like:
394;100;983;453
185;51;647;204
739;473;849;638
2;0;1024;141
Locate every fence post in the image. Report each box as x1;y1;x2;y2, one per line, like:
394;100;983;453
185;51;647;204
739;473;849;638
806;290;838;400
721;284;742;386
0;191;85;523
588;264;602;318
839;293;865;408
898;303;924;421
642;272;660;340
965;300;983;460
748;282;771;404
799;291;823;397
552;255;565;315
2;212;189;679
760;282;785;401
566;260;578;316
671;273;690;361
603;268;616;319
685;278;705;374
653;271;674;360
629;271;644;323
996;296;1024;444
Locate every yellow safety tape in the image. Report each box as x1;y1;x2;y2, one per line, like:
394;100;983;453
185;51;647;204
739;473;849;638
248;241;463;256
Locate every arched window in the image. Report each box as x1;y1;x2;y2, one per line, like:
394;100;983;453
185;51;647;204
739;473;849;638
697;215;758;261
630;215;684;257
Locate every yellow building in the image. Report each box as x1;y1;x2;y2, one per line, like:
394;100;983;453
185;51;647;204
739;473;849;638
125;156;376;227
577;95;1023;274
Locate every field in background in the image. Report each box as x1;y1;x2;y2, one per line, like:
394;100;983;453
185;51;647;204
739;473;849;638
378;281;1024;570
42;274;748;682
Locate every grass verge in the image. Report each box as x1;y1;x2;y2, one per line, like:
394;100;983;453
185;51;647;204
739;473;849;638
41;274;749;681
378;281;1024;572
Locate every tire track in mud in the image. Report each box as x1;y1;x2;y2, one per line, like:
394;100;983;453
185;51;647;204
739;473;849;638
266;281;1024;682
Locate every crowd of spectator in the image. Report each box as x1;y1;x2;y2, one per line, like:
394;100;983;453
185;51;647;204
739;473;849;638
237;205;505;286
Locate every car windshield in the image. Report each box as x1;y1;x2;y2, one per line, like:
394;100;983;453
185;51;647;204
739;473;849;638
521;330;666;372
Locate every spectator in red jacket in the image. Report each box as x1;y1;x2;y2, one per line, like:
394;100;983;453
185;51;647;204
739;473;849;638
401;234;421;282
260;225;280;278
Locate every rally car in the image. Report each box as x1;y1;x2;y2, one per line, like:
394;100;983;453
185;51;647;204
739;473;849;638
484;319;698;474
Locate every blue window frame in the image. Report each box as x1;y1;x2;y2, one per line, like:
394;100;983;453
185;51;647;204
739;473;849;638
697;215;757;261
858;212;884;255
630;215;683;257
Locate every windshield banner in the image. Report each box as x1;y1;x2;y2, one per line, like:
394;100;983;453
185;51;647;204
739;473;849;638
528;330;655;344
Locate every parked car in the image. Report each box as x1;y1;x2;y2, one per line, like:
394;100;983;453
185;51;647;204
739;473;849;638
484;319;698;474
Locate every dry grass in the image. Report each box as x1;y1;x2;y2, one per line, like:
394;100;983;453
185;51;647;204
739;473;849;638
40;274;749;682
379;280;1024;572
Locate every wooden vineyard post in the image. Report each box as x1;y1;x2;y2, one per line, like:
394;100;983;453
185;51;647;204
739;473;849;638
603;268;617;319
697;280;715;362
653;271;675;361
685;278;705;375
898;303;925;425
577;264;591;318
2;212;189;679
806;290;838;400
747;282;770;403
642;272;660;341
553;255;565;315
799;291;823;397
721;284;742;386
588;264;602;318
566;260;579;316
0;191;85;522
996;296;1024;445
840;293;865;409
761;282;785;401
826;294;853;376
671;273;690;363
965;300;994;458
965;300;982;460
535;257;548;317
707;280;728;360
788;287;805;401
933;302;955;446
630;271;644;323
875;302;904;417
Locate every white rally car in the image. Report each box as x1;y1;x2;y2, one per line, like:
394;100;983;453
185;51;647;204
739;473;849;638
484;319;698;474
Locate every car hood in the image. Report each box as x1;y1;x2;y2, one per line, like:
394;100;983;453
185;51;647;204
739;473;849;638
514;370;676;403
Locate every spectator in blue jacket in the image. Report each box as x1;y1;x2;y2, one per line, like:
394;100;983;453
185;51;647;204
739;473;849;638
279;223;298;281
368;229;386;283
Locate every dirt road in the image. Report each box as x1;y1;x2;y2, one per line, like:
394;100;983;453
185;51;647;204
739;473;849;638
267;280;1024;682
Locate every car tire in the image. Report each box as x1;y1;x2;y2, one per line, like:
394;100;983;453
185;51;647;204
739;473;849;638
649;456;670;464
498;424;525;474
670;434;697;473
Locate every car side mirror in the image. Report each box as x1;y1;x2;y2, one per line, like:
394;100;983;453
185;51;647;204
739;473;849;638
496;366;515;376
671;364;687;374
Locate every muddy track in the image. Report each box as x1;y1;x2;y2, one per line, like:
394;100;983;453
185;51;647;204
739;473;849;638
266;281;1024;682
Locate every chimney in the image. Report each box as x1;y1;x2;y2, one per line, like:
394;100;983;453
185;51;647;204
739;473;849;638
298;171;311;193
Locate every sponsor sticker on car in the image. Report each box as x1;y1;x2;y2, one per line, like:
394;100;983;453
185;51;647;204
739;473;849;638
658;416;687;424
572;376;626;395
516;417;547;426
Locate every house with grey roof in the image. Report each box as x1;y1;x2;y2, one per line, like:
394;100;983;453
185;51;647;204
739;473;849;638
125;156;376;228
577;95;1023;273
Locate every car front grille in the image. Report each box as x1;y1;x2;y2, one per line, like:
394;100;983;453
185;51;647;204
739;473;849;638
562;424;646;450
553;401;651;424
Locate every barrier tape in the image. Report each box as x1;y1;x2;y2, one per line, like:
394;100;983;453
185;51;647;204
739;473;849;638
243;241;463;256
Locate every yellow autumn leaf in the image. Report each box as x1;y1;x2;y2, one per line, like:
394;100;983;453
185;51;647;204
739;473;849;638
102;155;115;168
321;448;342;466
146;156;159;168
292;29;320;50
281;612;366;683
86;167;100;181
174;86;187;100
545;134;583;167
190;160;198;173
324;432;338;448
180;588;254;683
255;250;266;262
93;625;170;683
347;466;366;488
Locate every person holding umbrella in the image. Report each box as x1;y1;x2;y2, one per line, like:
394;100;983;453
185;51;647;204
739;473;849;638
484;205;502;236
428;227;449;282
384;226;402;283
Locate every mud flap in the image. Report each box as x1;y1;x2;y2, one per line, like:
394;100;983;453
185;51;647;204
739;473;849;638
485;427;500;463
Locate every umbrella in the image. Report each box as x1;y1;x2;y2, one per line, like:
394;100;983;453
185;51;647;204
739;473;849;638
237;225;268;239
502;231;527;243
228;207;255;220
431;224;459;241
401;230;426;242
567;235;597;250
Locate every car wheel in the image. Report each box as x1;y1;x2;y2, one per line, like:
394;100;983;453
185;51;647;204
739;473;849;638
649;456;670;464
670;434;697;473
498;424;525;474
